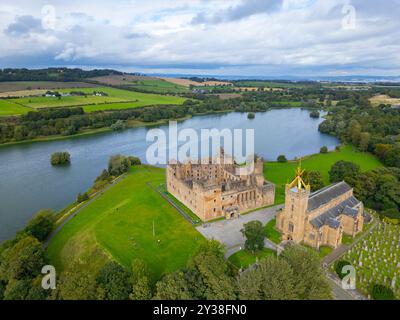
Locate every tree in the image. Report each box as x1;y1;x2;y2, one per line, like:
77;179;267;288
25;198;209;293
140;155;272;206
127;156;142;166
334;260;352;279
303;170;324;192
0;280;6;299
238;255;296;300
154;271;193;300
2;278;31;300
241;221;265;253
0;236;46;281
96;261;131;300
329;160;360;183
358;132;370;151
110;120;126;131
247;112;255;119
50;152;71;165
348;120;361;145
108;154;131;176
277;155;287;163
57;264;99;300
319;146;328;153
280;245;332;299
24;209;55;242
186;241;236;300
130;259;152;300
370;284;395;300
309;110;320;118
77;192;89;203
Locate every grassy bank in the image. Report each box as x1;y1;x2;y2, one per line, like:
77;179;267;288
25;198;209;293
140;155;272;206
46;165;206;280
264;145;383;204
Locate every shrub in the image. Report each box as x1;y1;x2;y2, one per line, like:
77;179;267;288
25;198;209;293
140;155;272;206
320;146;328;153
309;110;320;118
50;152;71;165
77;192;89;203
128;156;141;166
370;284;395;300
24;209;55;242
110;120;126;131
334;260;352;279
277;155;287;163
108;155;131;176
247;112;255;119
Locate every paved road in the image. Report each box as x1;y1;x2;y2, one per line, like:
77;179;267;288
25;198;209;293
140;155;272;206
196;205;283;257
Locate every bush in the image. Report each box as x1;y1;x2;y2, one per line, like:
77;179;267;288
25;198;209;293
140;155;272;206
334;260;352;279
247;112;255;119
309;110;320;118
110;120;126;131
50;152;71;165
108;155;131;176
77;192;89;203
370;284;395;300
277;155;287;163
128;156;141;166
329;160;360;183
320;146;328;153
24;209;55;242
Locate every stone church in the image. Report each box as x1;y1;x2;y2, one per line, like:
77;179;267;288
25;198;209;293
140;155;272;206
276;167;364;249
166;149;275;221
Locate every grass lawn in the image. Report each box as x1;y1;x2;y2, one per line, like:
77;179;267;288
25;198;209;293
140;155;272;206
8;87;186;112
46;165;205;281
264;218;281;244
264;145;383;204
0;99;33;116
228;248;277;269
318;246;333;258
128;79;188;93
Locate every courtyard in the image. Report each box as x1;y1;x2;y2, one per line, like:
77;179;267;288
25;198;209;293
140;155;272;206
196;205;283;257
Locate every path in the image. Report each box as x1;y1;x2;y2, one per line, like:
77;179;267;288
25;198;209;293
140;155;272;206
43;174;126;248
196;205;283;257
321;217;378;300
322;218;378;265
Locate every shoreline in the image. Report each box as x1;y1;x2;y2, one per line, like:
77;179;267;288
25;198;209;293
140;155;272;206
0;106;321;148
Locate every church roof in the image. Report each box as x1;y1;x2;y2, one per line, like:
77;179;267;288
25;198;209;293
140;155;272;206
307;181;352;212
310;195;360;229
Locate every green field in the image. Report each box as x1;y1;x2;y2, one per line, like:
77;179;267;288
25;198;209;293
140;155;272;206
127;79;188;93
0;99;33;116
228;248;277;269
3;86;186;114
264;145;383;204
46;165;205;280
264;218;281;244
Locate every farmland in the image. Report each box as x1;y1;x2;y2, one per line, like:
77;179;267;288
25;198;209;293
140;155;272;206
91;75;189;93
0;86;187;116
0;81;98;93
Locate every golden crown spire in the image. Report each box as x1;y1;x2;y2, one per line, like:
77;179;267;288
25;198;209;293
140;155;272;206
287;159;310;190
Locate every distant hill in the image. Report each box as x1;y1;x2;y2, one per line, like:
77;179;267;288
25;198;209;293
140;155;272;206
0;68;125;82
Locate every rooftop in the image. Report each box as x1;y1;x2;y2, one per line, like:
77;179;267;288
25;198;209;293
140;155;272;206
308;181;352;212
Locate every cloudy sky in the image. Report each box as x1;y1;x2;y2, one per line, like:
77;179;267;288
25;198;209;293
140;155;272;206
0;0;399;77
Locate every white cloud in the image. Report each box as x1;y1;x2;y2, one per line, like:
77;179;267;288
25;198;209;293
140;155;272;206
0;0;399;76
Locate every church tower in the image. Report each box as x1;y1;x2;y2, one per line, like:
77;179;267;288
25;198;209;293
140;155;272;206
280;166;310;243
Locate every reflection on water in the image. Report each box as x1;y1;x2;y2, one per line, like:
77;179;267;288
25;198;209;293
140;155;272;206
0;109;338;241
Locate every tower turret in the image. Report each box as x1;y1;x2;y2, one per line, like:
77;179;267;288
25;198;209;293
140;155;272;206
281;165;310;242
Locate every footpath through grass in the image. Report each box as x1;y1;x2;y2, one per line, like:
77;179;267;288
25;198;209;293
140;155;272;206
264;145;383;204
46;165;205;281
